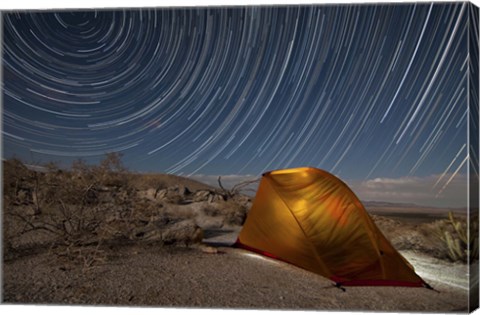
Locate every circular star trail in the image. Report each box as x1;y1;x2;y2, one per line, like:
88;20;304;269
2;3;471;188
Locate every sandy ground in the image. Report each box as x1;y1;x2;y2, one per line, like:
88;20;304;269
2;227;474;312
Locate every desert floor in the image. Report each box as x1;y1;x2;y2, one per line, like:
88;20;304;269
3;225;476;313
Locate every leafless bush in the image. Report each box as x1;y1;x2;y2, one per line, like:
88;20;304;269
217;176;259;200
3;153;210;266
3;154;132;264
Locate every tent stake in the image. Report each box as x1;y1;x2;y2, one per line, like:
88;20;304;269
334;283;346;292
424;282;440;293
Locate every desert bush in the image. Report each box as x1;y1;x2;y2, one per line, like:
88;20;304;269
165;194;184;205
4;154;210;266
3;155;132;264
223;201;248;225
3;159;36;206
93;152;129;187
201;200;248;226
433;212;479;263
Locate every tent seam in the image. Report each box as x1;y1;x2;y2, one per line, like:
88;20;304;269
264;176;333;277
309;169;387;279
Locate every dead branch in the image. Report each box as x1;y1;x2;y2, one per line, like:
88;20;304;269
231;178;261;194
217;176;260;198
7;212;63;236
217;176;227;192
33;172;41;215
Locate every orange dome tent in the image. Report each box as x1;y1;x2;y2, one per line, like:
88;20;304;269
235;167;429;288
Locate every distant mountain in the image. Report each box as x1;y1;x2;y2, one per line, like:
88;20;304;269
362;200;467;215
362;200;426;209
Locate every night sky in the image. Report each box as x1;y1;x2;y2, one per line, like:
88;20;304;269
2;3;475;206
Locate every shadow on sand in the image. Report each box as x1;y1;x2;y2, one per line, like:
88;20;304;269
202;228;240;247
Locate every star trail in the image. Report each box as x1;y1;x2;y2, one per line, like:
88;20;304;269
2;3;475;205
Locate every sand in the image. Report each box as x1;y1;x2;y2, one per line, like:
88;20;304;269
2;228;473;313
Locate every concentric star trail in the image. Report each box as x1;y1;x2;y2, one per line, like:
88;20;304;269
2;3;476;203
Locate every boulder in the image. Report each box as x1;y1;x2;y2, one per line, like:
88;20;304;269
161;220;204;246
145;188;158;200
130;219;204;246
194;215;225;230
156;189;168;199
193;190;211;202
177;185;191;197
208;194;225;203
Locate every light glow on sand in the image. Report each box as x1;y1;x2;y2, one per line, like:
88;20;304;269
242;252;281;266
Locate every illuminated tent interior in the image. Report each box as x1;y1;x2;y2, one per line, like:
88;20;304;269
235;167;429;288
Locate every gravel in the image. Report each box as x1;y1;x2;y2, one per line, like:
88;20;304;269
2;240;471;312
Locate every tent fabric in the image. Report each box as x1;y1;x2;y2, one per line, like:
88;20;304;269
235;167;426;287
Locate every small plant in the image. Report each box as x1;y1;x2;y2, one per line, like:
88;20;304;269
436;212;479;263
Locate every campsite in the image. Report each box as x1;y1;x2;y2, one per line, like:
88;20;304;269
2;157;475;312
2;3;479;313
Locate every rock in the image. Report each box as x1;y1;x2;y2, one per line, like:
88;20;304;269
161;220;204;246
226;210;247;226
178;186;191;197
156;189;168;199
193;190;210;202
194;215;225;229
208;194;225;203
231;194;252;210
145;188;157;200
137;188;172;202
193;190;226;203
153;185;193;204
200;246;218;254
131;226;163;242
131;219;204;246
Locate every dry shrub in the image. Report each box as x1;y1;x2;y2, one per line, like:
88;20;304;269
386;213;479;264
424;213;479;263
3;154;209;267
372;215;451;259
128;173;169;191
201;200;248;226
4;155;257;267
3;159;34;202
165;194;185;205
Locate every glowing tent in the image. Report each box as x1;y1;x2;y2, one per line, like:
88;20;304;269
235;167;428;288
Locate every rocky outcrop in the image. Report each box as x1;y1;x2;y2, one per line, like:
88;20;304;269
131;219;204;246
138;185;196;204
